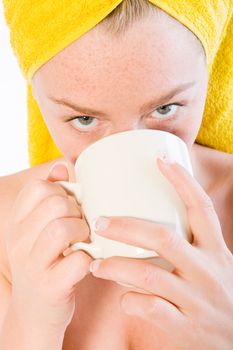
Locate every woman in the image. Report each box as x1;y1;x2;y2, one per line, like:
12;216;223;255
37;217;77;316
0;0;233;349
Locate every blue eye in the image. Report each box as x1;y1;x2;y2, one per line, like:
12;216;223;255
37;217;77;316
70;116;98;131
67;102;183;132
152;104;179;119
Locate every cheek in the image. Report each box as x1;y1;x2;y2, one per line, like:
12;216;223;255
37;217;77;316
48;122;98;164
41;118;81;163
174;93;207;146
56;133;89;164
174;114;203;147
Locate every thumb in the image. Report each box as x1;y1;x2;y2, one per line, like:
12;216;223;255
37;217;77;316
47;161;69;182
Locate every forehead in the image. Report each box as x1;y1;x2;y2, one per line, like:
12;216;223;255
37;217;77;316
33;15;203;97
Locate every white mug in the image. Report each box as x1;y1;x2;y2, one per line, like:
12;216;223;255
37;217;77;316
57;129;193;267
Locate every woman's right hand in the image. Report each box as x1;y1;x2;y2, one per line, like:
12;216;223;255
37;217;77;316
5;162;93;333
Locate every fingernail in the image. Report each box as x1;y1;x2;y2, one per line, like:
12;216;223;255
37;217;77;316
93;217;110;232
48;161;69;176
89;259;103;273
157;156;176;165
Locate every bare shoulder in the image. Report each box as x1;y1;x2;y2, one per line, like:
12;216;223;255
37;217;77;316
0;157;64;282
192;143;233;188
192;143;233;252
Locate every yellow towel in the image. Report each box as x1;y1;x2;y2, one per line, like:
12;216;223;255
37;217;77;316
2;0;233;166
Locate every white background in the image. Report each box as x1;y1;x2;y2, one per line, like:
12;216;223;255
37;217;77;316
0;2;28;176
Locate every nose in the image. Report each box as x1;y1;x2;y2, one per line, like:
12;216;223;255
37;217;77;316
105;118;147;136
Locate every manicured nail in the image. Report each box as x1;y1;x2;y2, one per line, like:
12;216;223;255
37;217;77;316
157;156;176;165
93;217;110;232
48;161;69;178
89;259;103;273
50;161;68;172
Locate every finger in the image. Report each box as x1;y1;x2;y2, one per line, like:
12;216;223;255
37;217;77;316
91;256;196;312
156;158;226;252
50;250;92;291
46;161;70;182
121;292;186;337
9;194;82;253
11;179;69;223
12;161;71;224
30;217;90;269
26;192;82;229
94;216;203;279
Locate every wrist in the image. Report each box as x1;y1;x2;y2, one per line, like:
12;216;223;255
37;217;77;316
0;304;65;350
8;299;67;336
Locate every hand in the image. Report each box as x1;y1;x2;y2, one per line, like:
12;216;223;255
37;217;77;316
89;157;233;350
5;162;93;333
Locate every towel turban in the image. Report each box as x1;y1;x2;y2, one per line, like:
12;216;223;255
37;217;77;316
2;0;233;166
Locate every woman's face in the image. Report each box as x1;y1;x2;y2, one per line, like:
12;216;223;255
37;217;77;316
31;14;209;165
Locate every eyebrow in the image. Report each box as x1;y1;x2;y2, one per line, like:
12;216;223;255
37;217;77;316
48;81;196;117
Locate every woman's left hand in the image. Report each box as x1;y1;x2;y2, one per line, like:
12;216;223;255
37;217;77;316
89;157;233;350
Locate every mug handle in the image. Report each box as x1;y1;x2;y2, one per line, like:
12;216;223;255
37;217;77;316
55;181;101;259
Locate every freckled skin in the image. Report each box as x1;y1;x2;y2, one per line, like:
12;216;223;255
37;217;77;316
31;14;208;166
2;12;233;350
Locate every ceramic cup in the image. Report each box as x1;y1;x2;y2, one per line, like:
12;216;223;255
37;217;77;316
57;129;193;268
